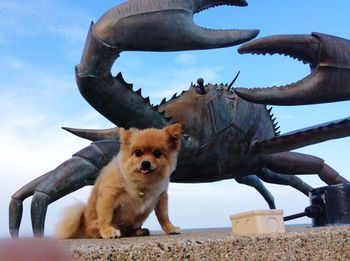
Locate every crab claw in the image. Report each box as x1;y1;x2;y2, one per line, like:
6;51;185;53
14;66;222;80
77;0;258;130
235;33;350;105
93;0;259;52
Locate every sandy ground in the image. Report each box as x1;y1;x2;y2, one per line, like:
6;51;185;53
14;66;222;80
57;226;350;260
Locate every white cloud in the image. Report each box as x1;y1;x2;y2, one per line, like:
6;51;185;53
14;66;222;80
0;106;110;238
113;51;223;104
7;57;25;69
130;65;221;104
174;53;197;65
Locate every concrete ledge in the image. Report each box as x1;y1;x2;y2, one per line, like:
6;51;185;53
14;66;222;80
60;226;350;260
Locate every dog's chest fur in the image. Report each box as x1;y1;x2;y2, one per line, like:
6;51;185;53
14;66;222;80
113;178;169;225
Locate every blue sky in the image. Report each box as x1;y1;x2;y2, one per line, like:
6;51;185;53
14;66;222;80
1;1;350;238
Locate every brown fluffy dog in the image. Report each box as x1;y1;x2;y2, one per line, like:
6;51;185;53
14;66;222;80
55;123;182;239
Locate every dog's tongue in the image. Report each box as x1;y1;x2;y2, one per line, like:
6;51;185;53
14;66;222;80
140;169;150;175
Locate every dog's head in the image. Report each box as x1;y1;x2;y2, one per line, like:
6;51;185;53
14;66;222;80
119;123;182;181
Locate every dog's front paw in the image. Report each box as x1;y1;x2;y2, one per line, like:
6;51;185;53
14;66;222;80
99;226;121;239
165;226;180;235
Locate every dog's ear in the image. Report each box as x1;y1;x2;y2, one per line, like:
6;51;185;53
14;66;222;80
119;128;137;148
164;123;182;151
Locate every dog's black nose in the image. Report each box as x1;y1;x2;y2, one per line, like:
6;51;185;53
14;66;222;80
141;161;151;170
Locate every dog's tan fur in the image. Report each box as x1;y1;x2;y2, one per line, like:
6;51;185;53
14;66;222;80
55;124;182;239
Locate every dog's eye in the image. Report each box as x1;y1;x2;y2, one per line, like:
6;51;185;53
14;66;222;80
153;150;162;158
134;149;143;157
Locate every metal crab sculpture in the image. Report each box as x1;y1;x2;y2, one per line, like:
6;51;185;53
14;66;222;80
9;0;350;237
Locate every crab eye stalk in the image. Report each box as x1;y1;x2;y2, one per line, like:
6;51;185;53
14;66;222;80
153;150;162;158
134;149;143;157
196;78;207;95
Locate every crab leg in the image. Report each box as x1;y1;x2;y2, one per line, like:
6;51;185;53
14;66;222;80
257;168;313;196
9;174;50;237
76;0;259;129
252;117;350;154
235;33;350;105
235;175;276;209
261;152;348;185
9;140;120;237
62;126;120;141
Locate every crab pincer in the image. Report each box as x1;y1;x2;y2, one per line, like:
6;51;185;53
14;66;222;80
235;33;350;160
235;33;350;105
91;0;258;53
